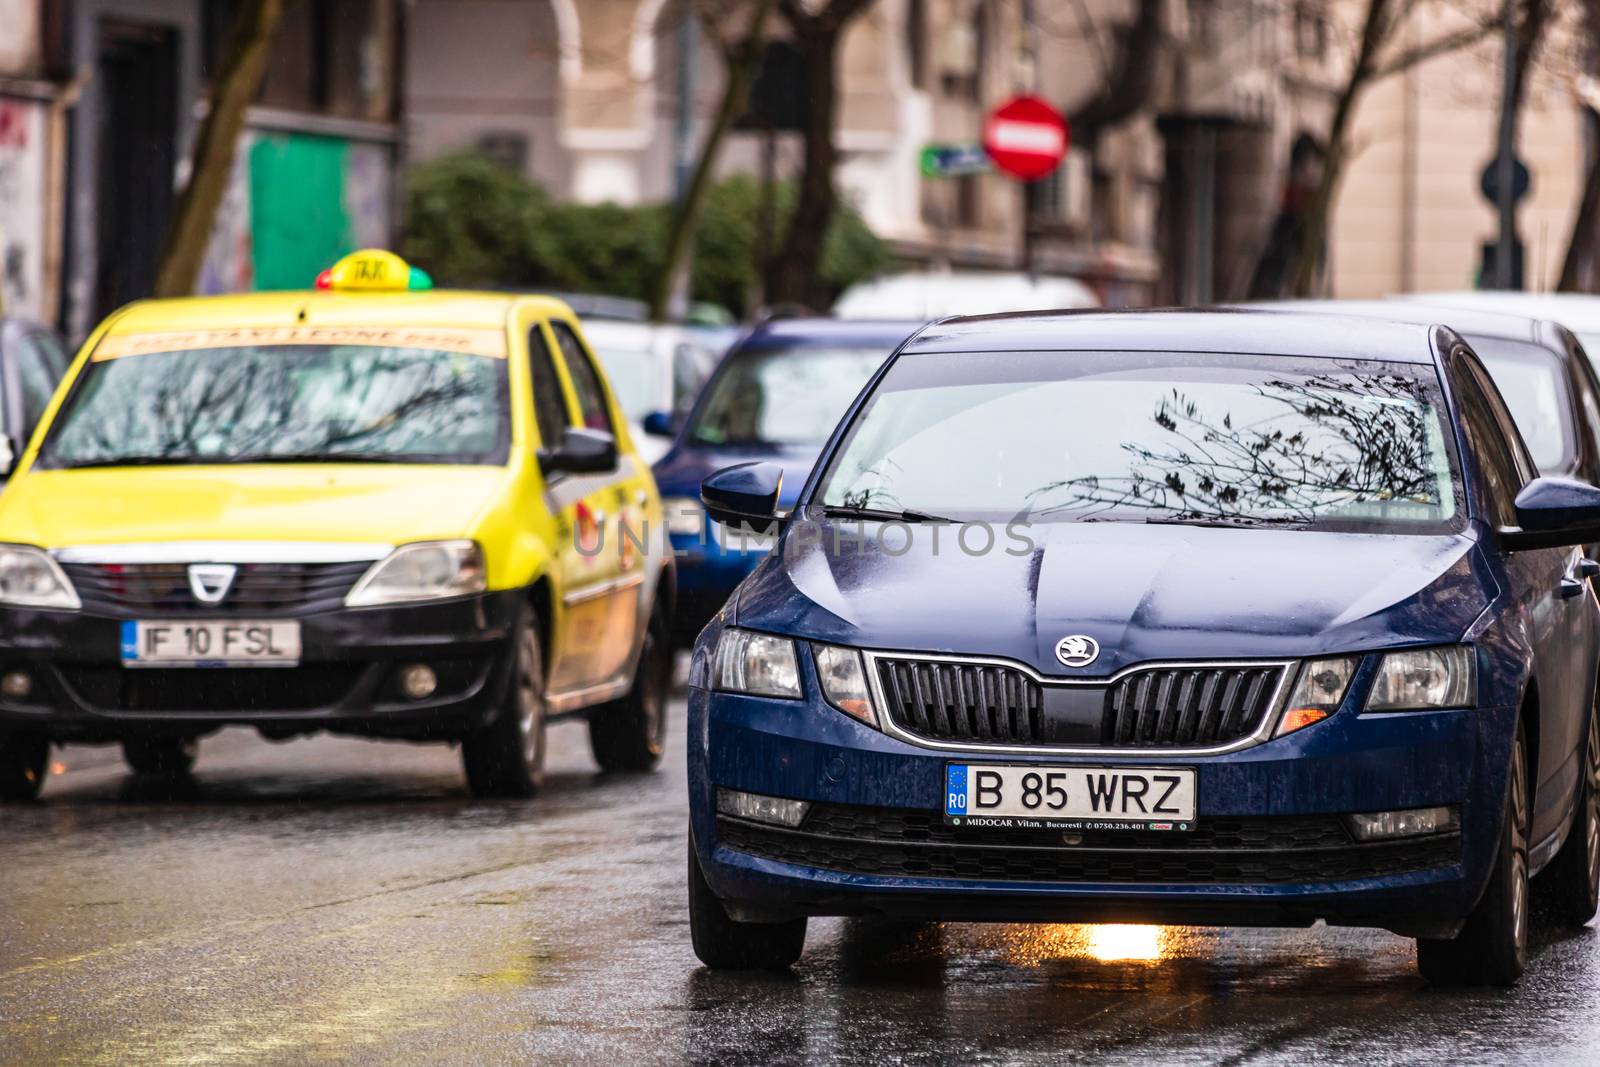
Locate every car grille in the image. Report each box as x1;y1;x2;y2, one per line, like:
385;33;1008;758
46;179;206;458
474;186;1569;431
1103;665;1285;747
61;561;373;616
718;803;1461;886
58;665;365;713
874;656;1286;749
876;658;1044;743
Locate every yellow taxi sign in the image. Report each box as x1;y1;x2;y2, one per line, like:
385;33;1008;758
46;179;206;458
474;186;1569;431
315;249;434;292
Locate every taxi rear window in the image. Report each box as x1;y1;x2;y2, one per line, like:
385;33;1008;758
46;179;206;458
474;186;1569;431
38;344;511;469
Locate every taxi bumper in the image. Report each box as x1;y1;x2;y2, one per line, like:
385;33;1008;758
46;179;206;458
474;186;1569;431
0;591;524;741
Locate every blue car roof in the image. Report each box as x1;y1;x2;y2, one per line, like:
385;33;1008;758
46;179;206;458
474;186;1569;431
738;317;924;350
904;308;1443;364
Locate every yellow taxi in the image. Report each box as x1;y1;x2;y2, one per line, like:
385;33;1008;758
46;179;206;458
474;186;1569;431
0;251;673;800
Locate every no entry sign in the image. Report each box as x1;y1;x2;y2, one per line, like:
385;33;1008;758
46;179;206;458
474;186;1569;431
983;95;1069;181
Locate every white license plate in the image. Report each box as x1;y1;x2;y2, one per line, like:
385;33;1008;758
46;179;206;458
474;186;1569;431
945;764;1196;830
121;620;301;667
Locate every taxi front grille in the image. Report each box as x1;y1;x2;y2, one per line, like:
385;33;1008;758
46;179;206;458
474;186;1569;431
62;561;372;616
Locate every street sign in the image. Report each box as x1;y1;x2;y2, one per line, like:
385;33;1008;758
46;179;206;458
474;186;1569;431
919;143;990;178
983;95;1069;181
1479;154;1531;205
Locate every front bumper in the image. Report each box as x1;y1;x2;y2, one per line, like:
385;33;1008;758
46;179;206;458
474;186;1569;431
687;660;1516;938
0;590;523;741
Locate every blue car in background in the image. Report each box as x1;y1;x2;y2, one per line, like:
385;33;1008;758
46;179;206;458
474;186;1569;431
687;310;1600;986
648;318;920;646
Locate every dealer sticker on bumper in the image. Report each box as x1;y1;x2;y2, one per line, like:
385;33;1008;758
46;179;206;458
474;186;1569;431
945;763;1196;830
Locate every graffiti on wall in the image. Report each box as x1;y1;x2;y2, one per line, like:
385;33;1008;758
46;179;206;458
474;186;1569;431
0;97;46;319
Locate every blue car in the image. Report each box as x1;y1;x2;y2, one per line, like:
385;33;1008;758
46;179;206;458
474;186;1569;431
686;309;1600;986
648;318;920;645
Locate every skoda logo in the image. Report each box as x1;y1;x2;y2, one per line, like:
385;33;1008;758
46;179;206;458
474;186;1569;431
1055;634;1100;668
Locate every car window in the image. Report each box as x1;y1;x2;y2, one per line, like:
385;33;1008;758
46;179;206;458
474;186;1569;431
816;350;1462;532
672;342;717;416
1450;354;1526;527
1468;337;1575;474
550;321;613;433
15;334;62;436
688;345;889;447
527;326;574;448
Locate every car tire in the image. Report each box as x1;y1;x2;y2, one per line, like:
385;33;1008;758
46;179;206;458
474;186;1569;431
122;737;199;778
0;731;49;801
1543;695;1600;928
588;603;670;772
1417;717;1530;987
462;608;547;799
688;834;806;970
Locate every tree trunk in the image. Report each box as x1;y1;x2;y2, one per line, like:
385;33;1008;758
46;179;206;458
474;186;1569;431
152;0;283;299
1287;0;1393;296
1559;151;1600;291
765;27;840;310
649;0;775;322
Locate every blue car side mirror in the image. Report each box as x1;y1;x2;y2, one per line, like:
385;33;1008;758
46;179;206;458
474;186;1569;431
1502;476;1600;550
642;411;676;437
701;462;783;532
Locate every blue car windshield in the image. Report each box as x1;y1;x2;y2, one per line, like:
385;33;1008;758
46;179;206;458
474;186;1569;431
686;345;889;447
817;350;1464;532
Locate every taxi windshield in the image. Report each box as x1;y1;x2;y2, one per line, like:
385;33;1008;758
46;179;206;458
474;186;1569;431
39;344;510;469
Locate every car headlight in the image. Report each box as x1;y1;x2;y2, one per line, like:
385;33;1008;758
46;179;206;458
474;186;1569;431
1365;646;1475;711
345;541;486;607
662;496;705;537
0;545;79;610
713;628;801;698
1275;655;1358;737
813;643;877;727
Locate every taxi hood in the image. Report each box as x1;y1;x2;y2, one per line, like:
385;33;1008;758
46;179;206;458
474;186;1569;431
0;465;508;549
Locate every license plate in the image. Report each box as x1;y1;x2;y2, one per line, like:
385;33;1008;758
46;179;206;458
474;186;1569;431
945;764;1196;830
121;620;301;667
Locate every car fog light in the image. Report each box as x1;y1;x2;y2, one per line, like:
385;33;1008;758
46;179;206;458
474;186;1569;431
716;787;810;828
399;664;438;701
1346;805;1458;841
0;670;32;700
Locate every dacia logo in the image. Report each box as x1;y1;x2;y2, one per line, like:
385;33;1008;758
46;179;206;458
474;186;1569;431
1054;634;1100;668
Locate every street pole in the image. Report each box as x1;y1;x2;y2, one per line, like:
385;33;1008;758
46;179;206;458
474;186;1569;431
1495;0;1517;289
668;11;699;319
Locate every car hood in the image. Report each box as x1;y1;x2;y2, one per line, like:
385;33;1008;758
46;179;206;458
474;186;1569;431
652;444;821;509
0;465;508;549
736;519;1494;673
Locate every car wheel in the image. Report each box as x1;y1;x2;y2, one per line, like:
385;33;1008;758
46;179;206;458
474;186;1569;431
0;730;49;801
1417;717;1530;987
1543;694;1600;927
588;604;670;772
688;833;806;970
462;608;547;798
122;737;199;778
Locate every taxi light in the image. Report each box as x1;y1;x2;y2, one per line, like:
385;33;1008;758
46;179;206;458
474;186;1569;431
716;787;809;828
315;250;433;293
1346;806;1458;841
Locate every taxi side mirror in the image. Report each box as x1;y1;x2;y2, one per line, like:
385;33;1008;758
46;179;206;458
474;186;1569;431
0;434;17;479
539;427;617;477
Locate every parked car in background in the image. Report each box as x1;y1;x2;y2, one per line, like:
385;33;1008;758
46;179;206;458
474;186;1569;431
581;319;722;462
0;251;674;801
687;310;1600;985
1244;300;1600;485
650;318;919;646
832;270;1097;320
0;316;70;472
1399;292;1600;362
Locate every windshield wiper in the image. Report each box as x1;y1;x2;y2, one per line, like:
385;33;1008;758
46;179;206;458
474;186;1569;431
821;504;954;524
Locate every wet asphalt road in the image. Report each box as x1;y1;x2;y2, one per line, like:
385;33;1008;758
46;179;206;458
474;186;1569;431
3;696;1600;1066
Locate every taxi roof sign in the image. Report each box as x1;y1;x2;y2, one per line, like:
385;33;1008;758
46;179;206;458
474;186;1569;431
315;249;434;292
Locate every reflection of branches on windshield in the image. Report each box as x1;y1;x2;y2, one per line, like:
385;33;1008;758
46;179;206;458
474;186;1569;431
1030;373;1442;522
52;347;496;462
